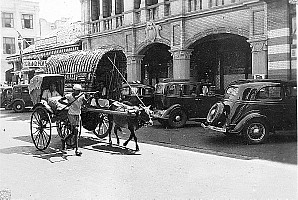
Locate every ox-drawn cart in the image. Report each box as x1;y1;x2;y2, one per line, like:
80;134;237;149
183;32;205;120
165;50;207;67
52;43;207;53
28;74;138;151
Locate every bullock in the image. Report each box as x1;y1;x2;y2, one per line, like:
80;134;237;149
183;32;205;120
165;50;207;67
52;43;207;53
107;101;153;151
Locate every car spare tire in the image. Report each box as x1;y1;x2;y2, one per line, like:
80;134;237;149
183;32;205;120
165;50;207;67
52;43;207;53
206;102;224;125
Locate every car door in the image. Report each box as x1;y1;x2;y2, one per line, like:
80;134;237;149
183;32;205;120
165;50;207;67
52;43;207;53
22;86;32;106
255;85;285;129
283;84;297;130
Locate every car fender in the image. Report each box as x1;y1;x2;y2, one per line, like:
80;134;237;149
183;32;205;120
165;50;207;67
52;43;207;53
162;104;183;118
9;99;25;107
232;112;269;134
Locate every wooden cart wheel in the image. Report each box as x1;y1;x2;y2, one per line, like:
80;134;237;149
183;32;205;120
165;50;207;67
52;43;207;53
30;107;52;150
92;114;110;138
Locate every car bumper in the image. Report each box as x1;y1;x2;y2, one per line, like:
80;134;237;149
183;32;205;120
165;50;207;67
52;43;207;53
201;123;227;133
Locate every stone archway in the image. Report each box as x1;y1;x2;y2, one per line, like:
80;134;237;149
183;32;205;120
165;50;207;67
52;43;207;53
135;38;171;55
137;42;172;85
185;26;249;49
188;32;252;93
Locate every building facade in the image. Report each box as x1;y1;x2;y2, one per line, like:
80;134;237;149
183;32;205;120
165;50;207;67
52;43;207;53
6;19;82;85
79;0;296;92
1;0;40;84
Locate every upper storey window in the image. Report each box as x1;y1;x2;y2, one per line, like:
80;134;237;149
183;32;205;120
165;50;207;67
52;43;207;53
91;0;100;21
103;0;112;18
2;12;14;28
146;0;158;6
22;14;33;29
115;0;124;15
3;37;16;54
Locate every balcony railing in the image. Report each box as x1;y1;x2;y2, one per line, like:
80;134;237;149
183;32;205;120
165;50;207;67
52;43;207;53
82;0;246;35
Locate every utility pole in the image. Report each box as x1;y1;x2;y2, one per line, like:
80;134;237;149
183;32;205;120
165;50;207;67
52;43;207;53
17;33;23;84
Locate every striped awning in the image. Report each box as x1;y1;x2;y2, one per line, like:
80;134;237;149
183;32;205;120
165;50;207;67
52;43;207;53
45;47;116;81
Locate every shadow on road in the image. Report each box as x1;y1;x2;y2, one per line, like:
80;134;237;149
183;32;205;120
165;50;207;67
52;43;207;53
0;134;139;163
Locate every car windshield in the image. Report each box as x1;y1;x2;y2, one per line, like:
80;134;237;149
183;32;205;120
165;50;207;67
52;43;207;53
224;85;239;100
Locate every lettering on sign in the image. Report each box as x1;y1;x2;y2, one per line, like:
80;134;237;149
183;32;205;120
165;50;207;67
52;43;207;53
23;60;47;67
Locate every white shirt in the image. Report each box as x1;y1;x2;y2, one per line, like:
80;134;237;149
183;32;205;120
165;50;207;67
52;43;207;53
65;93;85;115
42;89;61;101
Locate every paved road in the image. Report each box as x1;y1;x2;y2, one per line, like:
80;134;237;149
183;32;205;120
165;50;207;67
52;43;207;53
0;109;297;199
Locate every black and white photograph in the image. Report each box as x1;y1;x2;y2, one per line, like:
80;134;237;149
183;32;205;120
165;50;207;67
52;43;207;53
0;0;297;199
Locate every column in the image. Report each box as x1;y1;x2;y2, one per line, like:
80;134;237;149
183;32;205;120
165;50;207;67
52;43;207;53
126;55;144;82
249;40;268;79
171;49;193;80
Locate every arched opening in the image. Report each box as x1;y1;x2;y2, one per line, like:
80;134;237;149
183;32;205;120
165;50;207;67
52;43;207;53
139;43;172;86
93;50;127;100
189;33;252;93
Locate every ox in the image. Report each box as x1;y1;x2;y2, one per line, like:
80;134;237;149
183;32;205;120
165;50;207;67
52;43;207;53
107;101;153;151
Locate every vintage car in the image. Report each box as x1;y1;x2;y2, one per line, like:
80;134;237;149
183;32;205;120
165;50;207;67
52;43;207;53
153;80;222;128
202;79;297;144
0;86;12;109
121;83;155;107
7;84;33;112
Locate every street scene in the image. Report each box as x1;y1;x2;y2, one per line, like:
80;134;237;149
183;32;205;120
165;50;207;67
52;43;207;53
1;0;297;199
0;108;297;199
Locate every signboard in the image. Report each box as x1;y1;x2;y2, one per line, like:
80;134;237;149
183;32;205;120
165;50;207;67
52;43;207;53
23;60;47;67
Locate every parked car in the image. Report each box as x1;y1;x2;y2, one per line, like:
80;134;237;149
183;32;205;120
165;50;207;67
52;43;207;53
152;80;222;128
121;83;155;107
7;84;33;112
202;79;297;144
0;86;13;109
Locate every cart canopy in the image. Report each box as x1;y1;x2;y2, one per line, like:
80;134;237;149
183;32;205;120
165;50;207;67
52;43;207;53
29;74;65;104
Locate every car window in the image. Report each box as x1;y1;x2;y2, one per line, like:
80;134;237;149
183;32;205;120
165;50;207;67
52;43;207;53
285;86;297;98
131;87;138;95
14;87;22;93
143;88;153;95
22;87;29;93
242;88;252;100
256;86;282;100
155;83;167;94
181;84;197;96
168;84;180;96
121;87;130;96
224;86;239;100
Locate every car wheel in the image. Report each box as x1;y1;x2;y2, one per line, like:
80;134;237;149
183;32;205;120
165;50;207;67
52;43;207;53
243;119;269;144
13;101;25;113
168;109;187;128
206;102;224;125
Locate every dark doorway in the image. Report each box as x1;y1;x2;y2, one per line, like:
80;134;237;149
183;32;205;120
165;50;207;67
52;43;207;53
93;50;126;100
139;43;172;86
189;33;252;93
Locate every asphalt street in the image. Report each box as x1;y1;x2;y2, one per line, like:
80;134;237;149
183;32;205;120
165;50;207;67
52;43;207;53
0;109;297;199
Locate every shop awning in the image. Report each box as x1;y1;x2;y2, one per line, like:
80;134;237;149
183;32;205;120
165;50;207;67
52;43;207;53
45;47;117;81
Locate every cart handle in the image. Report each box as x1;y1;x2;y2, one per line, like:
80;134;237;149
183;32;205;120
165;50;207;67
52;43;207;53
59;92;86;112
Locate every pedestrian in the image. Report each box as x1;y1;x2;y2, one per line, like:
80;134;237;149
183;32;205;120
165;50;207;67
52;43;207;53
59;84;87;156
